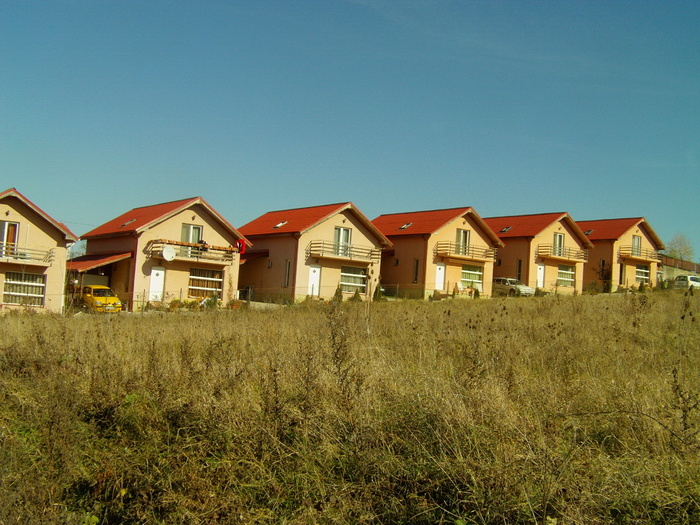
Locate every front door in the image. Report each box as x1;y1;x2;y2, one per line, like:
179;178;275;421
435;263;445;291
308;265;321;297
149;266;166;301
537;264;545;289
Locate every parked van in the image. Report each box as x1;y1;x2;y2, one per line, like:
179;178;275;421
674;275;700;290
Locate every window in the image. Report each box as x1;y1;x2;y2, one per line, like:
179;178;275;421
181;224;203;256
635;264;650;284
340;266;366;293
284;260;292;287
556;265;575;287
632;235;642;257
553;232;565;257
3;271;45;306
461;264;483;292
412;259;419;283
334;227;351;256
0;221;19;257
516;259;522;281
455;229;470;255
188;268;222;298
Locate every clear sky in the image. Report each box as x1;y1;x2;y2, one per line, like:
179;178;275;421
2;1;698;258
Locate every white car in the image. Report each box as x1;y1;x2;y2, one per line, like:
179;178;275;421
674;275;700;290
493;277;535;297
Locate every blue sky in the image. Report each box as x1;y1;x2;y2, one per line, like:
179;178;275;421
2;1;698;257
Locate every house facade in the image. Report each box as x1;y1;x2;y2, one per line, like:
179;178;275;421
238;203;391;302
577;218;665;291
484;212;593;294
0;188;77;313
372;207;503;298
69;197;249;310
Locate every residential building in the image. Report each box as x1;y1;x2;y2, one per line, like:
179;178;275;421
372;207;503;298
69;197;249;310
238;203;391;302
484;212;593;294
0;188;77;313
577;218;666;291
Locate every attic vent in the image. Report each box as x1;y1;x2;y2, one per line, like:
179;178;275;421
120;219;136;228
399;222;413;230
273;221;288;229
499;226;511;233
584;229;593;235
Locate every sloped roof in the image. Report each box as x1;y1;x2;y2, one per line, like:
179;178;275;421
239;202;392;246
577;217;665;249
81;196;250;246
372;207;504;247
0;188;77;242
67;252;132;273
484;212;594;248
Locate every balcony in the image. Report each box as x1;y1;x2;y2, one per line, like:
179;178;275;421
0;242;55;266
306;241;381;263
434;241;497;261
537;244;588;262
149;239;237;264
619;246;661;262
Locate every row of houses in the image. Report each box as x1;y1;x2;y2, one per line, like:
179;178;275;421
0;187;672;313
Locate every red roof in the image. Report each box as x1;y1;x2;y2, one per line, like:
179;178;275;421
372;207;503;246
67;252;132;273
81;196;250;246
239;202;392;246
577;218;665;249
0;188;77;242
484;212;594;248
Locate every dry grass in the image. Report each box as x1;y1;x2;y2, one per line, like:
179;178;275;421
1;291;699;524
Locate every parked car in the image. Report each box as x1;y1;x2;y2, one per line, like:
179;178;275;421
674;275;700;290
81;285;123;312
493;277;535;297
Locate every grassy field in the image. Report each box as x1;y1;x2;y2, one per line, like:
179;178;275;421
1;291;699;524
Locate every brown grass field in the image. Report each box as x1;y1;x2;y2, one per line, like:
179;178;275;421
1;290;699;524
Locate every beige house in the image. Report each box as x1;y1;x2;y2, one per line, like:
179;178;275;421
484;212;594;294
69;197;249;310
577;218;665;291
372;207;503;298
238;203;392;302
0;188;77;313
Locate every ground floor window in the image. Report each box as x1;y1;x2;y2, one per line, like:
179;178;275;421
3;271;46;306
461;264;483;292
556;264;575;287
635;264;650;284
189;268;223;298
340;266;367;293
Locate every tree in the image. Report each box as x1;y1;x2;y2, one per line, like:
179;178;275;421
665;233;695;262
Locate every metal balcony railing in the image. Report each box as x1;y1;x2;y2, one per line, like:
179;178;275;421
537;244;588;262
619;246;662;262
149;239;237;263
0;242;55;264
306;240;381;262
434;241;497;261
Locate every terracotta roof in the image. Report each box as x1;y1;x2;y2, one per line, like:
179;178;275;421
239;202;392;246
372;207;504;247
0;187;78;242
577;218;665;249
67;252;132;273
484;212;594;248
81;196;250;246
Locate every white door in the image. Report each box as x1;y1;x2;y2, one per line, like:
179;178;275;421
435;263;445;291
537;264;545;289
308;265;321;296
149;266;166;301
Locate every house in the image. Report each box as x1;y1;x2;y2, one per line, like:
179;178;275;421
237;203;392;302
483;212;594;294
0;188;77;313
69;197;249;310
576;218;665;291
372;207;504;298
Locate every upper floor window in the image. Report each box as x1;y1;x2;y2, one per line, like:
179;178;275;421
181;224;203;256
456;229;470;255
0;221;19;257
632;235;642;257
334;227;351;257
553;232;565;257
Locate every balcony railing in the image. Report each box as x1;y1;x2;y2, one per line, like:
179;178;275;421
434;241;497;261
619;246;661;262
306;241;381;262
537;244;588;262
149;239;237;263
0;242;55;264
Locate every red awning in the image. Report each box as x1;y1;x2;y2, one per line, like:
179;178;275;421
67;252;132;273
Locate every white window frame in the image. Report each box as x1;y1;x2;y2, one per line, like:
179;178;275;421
632;235;642;257
0;221;19;257
556;264;575;287
334;227;351;257
181;224;203;257
3;271;46;306
553;232;565;257
461;264;483;292
188;267;223;298
635;264;650;284
340;266;366;294
456;229;470;256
